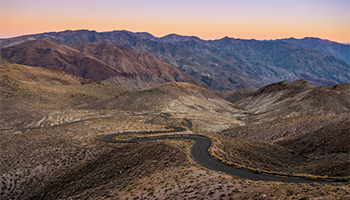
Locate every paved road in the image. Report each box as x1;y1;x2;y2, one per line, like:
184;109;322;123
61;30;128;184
99;124;333;183
183;118;192;129
7;111;333;183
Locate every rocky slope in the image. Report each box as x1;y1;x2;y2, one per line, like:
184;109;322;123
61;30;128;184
1;39;204;89
74;42;205;89
1;40;120;82
277;37;350;64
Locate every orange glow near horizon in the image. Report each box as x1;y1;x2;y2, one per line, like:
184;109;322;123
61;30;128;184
1;0;349;43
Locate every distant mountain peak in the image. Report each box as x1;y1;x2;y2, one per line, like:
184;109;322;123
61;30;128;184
111;30;133;34
302;37;334;43
221;36;231;40
160;33;202;43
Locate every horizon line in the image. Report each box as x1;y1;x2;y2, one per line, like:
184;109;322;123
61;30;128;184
1;29;349;44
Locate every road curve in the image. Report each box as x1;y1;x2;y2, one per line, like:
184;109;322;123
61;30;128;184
183;118;193;129
99;132;333;184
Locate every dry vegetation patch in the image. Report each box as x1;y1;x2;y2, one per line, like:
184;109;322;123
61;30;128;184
117;166;350;200
0;116;188;199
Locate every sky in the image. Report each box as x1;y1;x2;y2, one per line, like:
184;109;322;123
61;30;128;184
1;0;349;43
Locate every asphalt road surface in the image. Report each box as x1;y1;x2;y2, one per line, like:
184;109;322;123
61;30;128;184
99;130;333;183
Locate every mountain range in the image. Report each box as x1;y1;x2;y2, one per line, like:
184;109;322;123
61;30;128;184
1;39;204;89
1;30;349;90
276;37;350;64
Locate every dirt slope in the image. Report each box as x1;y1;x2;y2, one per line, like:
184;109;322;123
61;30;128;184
1;40;121;81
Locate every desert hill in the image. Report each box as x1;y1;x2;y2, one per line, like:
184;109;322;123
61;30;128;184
217;115;350;177
82;81;237;113
228;80;350;123
276;119;350;176
222;79;349;143
0;63;237;129
0;63;127;102
0;63;230;114
219;80;349;178
0;63;128;128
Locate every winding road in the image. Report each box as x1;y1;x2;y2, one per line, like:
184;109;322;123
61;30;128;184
99;114;335;183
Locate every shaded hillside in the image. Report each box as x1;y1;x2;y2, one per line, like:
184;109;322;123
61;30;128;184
74;43;205;89
0;55;12;64
278;120;350;156
276;119;350;176
222;113;349;141
217;118;350;177
226;88;258;104
229;80;350;123
277;37;350;64
2;30;349;90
